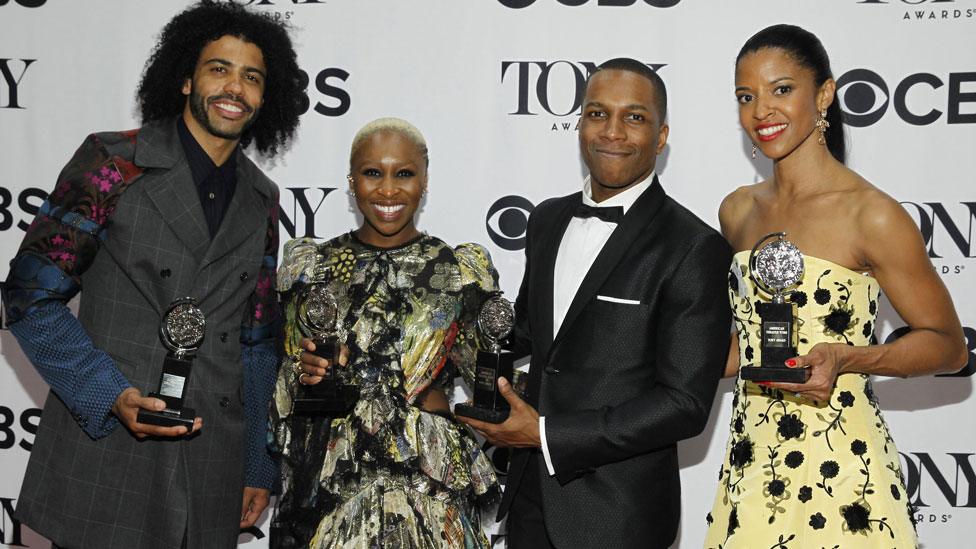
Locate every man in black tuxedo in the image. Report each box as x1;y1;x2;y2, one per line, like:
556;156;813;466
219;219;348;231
459;58;732;548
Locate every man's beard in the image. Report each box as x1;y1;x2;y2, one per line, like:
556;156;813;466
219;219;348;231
188;89;259;141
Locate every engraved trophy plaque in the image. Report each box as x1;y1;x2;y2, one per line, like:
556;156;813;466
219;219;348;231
138;297;204;429
292;283;359;415
740;232;811;383
454;293;516;424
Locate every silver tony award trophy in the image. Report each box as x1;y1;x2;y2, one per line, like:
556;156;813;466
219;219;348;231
740;232;811;383
292;283;359;415
454;292;516;424
138;297;204;428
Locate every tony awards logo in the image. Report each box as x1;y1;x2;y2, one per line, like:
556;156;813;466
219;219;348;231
740;233;810;383
455;292;516;423
292;282;359;415
138;298;205;428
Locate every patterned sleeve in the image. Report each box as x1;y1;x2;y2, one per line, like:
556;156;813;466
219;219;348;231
1;131;142;439
240;187;281;347
445;243;500;389
241;187;282;490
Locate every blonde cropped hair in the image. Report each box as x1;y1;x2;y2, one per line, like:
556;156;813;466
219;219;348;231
349;117;429;169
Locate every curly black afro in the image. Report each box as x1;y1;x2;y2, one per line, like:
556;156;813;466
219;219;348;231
137;0;303;157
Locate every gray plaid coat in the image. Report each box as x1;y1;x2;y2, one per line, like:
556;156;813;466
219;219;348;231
14;119;279;549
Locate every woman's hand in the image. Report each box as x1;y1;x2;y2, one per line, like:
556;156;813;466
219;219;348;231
295;338;349;385
764;342;851;402
417;386;451;415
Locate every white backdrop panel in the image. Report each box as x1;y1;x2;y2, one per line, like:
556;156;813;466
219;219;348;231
1;1;973;547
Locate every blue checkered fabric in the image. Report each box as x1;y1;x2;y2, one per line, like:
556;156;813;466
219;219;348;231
242;343;279;490
9;301;131;438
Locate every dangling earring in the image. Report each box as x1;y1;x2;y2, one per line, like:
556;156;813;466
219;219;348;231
816;109;829;145
347;175;357;199
751;144;757;159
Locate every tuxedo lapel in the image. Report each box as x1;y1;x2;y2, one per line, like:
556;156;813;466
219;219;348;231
551;178;666;349
137;120;211;262
533;195;578;352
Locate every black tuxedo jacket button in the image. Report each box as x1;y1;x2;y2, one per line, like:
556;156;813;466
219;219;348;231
544;365;560;375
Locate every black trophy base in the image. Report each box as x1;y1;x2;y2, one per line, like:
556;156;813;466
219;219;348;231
740;365;811;383
454;402;509;424
311;339;338;362
292;383;360;416
137;398;196;429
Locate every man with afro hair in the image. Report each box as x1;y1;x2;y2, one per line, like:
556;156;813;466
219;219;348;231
2;2;303;547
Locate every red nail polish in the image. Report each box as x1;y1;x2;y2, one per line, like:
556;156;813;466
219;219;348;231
785;359;797;367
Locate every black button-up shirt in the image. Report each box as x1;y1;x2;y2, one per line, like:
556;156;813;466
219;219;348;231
177;117;238;239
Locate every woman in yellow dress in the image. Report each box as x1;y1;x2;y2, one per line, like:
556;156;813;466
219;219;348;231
704;24;967;549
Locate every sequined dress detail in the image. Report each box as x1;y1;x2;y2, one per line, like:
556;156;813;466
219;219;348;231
270;233;500;548
704;252;917;549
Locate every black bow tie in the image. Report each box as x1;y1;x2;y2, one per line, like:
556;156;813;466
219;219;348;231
573;203;624;223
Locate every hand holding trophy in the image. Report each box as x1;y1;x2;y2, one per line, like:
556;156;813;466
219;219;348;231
739;232;811;383
454;292;516;423
292;283;359;415
137;297;205;428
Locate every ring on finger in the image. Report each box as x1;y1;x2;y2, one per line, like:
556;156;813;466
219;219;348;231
298;372;308;385
794;392;803;399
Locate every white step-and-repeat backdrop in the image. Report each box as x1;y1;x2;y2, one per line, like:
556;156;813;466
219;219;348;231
1;1;973;547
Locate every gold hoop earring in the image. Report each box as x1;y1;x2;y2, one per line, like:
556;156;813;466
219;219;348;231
816;109;829;145
751;144;757;160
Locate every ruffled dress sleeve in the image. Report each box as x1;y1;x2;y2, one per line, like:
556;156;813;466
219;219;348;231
446;243;500;390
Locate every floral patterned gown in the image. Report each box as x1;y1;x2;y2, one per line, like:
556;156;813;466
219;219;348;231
269;233;500;549
704;252;917;549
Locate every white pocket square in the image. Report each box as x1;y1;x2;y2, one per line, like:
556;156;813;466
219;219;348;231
596;295;641;305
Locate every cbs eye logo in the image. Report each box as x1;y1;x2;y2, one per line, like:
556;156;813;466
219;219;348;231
486;195;535;251
835;69;890;127
835;68;976;127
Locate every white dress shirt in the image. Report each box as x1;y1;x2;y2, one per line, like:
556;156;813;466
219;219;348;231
539;173;655;476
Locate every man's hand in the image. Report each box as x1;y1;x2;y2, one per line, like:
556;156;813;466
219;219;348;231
240;487;271;529
458;378;541;448
111;387;202;438
295;338;350;386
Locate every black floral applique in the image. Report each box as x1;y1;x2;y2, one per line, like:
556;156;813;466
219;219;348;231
727;506;740;539
809;512;827;530
818;460;839;497
851;439;876;499
839;500;896;538
790;290;807;308
777;413;805;440
784;450;804;469
819;279;860;343
798;485;813;503
813;391;854;451
762;445;792;524
730;437;755;469
862;320;873;338
814;270;832;305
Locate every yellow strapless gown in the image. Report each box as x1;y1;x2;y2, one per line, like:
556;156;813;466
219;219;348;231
704;252;918;549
